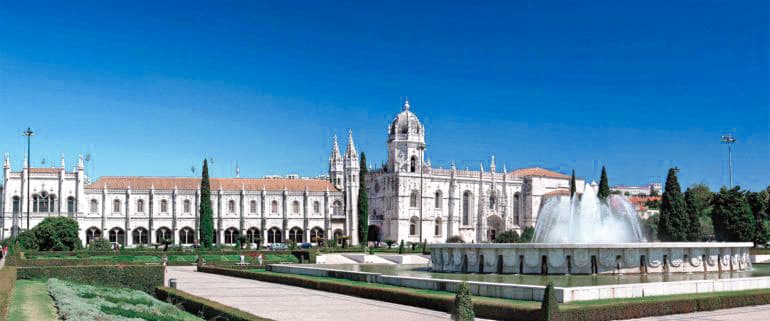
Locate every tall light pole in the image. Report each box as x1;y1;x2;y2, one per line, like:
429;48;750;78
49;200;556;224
23;127;34;231
720;134;736;188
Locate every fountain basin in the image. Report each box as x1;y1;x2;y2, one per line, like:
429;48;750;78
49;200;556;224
430;242;753;274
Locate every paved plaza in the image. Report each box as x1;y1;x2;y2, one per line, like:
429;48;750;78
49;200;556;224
165;266;491;321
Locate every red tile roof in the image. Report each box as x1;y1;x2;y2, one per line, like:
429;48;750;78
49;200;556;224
509;167;569;179
544;189;572;197
86;177;338;192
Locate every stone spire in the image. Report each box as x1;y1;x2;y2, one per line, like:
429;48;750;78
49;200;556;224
490;155;496;173
77;154;84;170
23;152;28;169
3;153;9;169
60;153;66;168
330;134;341;161
235;160;240;178
345;129;357;159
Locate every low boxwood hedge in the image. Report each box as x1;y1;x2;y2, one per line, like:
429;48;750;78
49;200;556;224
17;265;164;294
0;266;17;320
155;287;273;321
199;267;770;321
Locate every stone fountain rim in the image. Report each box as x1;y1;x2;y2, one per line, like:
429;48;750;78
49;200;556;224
430;242;753;249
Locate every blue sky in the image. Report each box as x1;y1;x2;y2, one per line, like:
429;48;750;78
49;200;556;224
0;1;767;191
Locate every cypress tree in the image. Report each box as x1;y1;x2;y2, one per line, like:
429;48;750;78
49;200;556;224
540;282;558;321
711;187;755;242
199;159;215;248
358;152;369;245
597;166;610;201
451;282;475;321
658;168;688;241
684;188;701;241
569;169;576;197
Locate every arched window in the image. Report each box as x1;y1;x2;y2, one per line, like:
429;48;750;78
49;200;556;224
224;227;239;244
250;200;257;213
109;228;125;246
267;227;282;243
228;200;236;213
513;192;520;226
489;196;496;210
410;191;418;208
183;200;191;213
332;201;342;216
66;197;76;214
271;201;278;214
410;156;417;173
434;190;442;209
86;227;101;244
310;227;324;243
462;191;472;225
292;201;300;214
137;199;145;213
435;218;442;236
33;193;55;213
12;196;21;213
333;229;344;245
160;199;168;213
90;199;98;213
409;217;419;235
179;227;194;245
289;227;303;243
313;201;320;214
132;227;149;245
246;227;260;243
113;199;121;213
156;227;171;243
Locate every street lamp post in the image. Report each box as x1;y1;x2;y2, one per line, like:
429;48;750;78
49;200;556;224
23;127;34;231
720;135;736;188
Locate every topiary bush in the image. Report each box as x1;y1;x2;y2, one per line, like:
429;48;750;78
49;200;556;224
494;230;520;243
17;265;164;294
540;282;558;321
88;237;113;250
451;282;475;321
446;235;465;243
398;240;405;254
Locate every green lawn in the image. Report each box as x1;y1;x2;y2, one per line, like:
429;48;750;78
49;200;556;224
7;280;58;321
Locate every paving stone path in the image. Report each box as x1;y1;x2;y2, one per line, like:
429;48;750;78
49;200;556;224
624;304;770;321
166;266;487;321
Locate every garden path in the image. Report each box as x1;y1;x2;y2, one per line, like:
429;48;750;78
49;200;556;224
7;280;58;321
166;266;493;321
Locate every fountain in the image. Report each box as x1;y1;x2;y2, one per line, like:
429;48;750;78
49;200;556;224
430;184;753;275
533;184;645;243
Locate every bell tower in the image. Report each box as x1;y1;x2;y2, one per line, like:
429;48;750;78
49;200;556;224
387;98;426;173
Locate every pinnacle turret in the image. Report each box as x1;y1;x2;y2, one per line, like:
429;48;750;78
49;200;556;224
345;129;357;159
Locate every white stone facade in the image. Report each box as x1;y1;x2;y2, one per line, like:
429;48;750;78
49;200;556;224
366;100;584;244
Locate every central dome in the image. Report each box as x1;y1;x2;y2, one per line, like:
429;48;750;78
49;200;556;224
388;98;423;141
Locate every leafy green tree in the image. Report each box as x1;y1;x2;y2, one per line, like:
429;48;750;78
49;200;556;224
199;159;215;248
597;166;610;201
520;227;535;243
34;216;82;251
569;169;576;197
88;237;112;250
16;229;39;250
658;168;688;241
684;188;702;241
451;282;475;321
398;240;404;254
494;230;520;243
687;183;714;217
643;213;660;241
540;282;559;321
711;187;755;242
747;190;769;245
358;152;369;245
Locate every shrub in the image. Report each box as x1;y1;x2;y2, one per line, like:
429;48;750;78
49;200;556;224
156;287;270;321
446;235;464;243
89;237;113;250
540;282;558;321
17;265;164;294
495;230;520;243
16;230;38;250
34;216;82;251
384;240;396;248
451;282;474;321
398;240;405;254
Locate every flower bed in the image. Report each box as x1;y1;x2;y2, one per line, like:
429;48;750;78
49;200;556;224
47;278;201;321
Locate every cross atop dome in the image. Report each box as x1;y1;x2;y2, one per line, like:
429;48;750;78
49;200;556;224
403;97;410;111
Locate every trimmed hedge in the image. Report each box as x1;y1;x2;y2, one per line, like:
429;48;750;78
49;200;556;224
155;287;273;321
17;265;164;294
198;267;540;320
0;267;17;320
199;267;770;321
